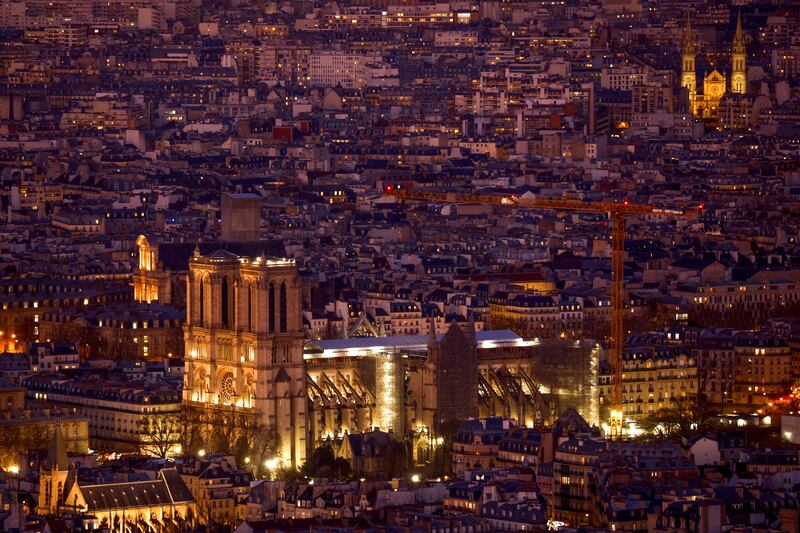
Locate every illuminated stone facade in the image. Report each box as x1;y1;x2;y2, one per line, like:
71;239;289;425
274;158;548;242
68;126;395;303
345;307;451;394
133;235;285;307
133;235;177;305
183;249;307;469
681;14;747;120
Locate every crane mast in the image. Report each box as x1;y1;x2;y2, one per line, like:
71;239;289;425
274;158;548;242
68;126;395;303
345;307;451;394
385;186;700;435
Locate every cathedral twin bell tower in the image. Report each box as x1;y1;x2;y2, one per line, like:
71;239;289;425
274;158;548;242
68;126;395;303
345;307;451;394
681;12;747;119
183;248;307;469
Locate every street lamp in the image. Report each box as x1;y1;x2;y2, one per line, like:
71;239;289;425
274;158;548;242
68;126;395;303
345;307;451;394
197;449;206;458
264;457;279;480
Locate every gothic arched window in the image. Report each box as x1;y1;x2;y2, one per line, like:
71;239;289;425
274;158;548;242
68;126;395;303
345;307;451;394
269;283;275;333
280;282;287;332
220;372;235;405
199;277;205;326
247;285;252;331
221;277;229;327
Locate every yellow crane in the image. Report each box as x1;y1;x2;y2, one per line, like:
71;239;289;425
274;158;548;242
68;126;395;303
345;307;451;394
385;185;702;434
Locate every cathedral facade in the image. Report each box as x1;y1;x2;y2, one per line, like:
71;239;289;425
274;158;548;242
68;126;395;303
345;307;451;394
681;13;747;120
182;248;307;468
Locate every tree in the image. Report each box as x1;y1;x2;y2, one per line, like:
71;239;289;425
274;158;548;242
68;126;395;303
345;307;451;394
163;328;185;359
190;407;280;474
639;394;718;439
209;411;238;455
249;424;280;478
487;315;529;338
428;419;463;478
16;316;37;350
50;320;109;360
179;404;207;457
299;445;351;480
0;424;52;468
138;413;180;457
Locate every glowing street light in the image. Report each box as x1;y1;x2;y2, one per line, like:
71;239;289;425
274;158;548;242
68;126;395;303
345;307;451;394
264;457;280;479
197;449;206;457
410;474;420;483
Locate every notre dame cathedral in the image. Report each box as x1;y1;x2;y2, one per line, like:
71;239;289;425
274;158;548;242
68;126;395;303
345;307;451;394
182;248;308;468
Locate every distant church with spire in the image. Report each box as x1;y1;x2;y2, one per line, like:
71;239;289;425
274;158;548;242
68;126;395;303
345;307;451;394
37;425;197;526
681;12;747;119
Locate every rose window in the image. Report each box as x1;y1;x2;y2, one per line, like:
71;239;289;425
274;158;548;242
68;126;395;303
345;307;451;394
220;372;235;405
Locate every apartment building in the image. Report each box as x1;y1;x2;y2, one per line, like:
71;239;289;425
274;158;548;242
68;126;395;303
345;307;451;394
732;333;791;406
552;437;606;527
23;374;182;453
489;292;560;336
619;346;698;422
309;51;383;89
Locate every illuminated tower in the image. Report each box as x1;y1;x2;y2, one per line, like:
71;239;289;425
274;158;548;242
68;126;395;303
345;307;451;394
37;426;71;515
731;12;746;94
183;249;307;469
680;14;697;106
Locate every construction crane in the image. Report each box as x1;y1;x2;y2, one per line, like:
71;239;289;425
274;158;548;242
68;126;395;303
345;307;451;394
385;186;702;435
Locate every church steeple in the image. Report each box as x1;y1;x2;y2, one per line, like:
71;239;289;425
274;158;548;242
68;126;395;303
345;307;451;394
731;11;746;94
733;11;745;54
682;13;694;57
681;14;697;102
45;424;70;471
37;425;72;515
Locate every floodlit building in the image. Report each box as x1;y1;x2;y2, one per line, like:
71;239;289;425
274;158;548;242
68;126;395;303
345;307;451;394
681;14;748;120
183;248;307;469
38;427;197;526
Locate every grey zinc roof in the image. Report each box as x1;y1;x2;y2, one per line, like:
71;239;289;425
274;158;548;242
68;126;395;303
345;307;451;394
161;468;195;502
81;469;194;511
311;329;520;352
82;480;173;511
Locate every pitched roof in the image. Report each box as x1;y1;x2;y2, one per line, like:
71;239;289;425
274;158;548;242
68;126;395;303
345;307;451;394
45;425;70;471
670;256;718;271
80;469;194;511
